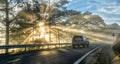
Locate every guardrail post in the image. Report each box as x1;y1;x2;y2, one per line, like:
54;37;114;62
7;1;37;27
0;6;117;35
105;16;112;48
24;45;27;51
48;45;50;49
55;45;57;48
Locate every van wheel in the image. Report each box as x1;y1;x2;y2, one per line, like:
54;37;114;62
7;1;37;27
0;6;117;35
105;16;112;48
84;45;88;47
77;45;80;48
72;45;76;48
87;45;89;47
83;45;85;47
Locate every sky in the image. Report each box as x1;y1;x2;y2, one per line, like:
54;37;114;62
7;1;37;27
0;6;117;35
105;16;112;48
65;0;120;25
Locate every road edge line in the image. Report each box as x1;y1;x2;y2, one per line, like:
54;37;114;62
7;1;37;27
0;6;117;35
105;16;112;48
73;47;99;64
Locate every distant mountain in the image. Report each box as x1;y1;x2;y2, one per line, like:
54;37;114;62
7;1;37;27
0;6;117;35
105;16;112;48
107;23;120;29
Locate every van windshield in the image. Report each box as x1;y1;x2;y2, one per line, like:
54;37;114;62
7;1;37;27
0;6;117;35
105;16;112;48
73;36;83;40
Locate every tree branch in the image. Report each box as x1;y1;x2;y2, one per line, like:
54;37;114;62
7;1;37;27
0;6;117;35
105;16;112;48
9;12;22;24
9;3;19;10
0;8;5;11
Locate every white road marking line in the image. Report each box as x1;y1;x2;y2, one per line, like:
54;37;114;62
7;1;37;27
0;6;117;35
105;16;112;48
73;47;99;64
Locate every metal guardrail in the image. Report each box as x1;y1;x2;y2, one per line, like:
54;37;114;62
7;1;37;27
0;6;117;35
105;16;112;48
0;43;71;49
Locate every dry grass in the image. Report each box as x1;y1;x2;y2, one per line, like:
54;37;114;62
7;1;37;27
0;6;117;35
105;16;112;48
112;55;120;64
98;45;115;64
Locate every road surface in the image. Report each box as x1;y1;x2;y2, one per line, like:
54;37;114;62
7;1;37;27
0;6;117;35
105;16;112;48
0;43;104;64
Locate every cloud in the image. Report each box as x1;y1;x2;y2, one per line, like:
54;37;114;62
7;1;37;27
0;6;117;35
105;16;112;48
103;17;120;21
97;5;120;15
66;0;120;24
112;9;120;14
85;5;92;9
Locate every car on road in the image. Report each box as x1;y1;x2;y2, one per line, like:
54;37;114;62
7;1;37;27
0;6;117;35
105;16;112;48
72;35;89;48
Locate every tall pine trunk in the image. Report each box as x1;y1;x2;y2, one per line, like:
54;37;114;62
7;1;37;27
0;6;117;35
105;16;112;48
5;0;9;54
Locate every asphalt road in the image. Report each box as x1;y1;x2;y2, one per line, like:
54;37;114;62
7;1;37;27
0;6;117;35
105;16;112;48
0;43;103;64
